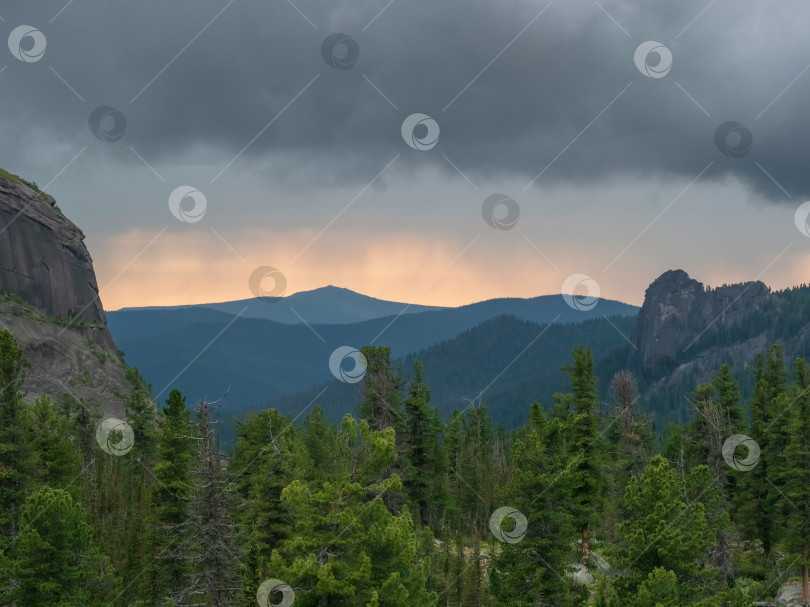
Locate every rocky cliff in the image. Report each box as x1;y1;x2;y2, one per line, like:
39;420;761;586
0;171;130;416
633;269;775;379
628;268;810;415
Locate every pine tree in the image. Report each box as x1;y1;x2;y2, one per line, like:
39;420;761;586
119;366;158;593
628;567;680;607
682;365;743;583
57;393;102;464
297;405;347;484
0;330;30;547
2;486;117;606
683;464;730;591
684;365;744;475
454;405;496;534
604;371;652;542
461;530;484;607
616;456;712;603
712;364;745;433
268;415;434;606
24;395;82;493
441;410;464;534
125;366;158;462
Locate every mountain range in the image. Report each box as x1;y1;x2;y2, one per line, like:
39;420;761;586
111;285;445;325
106;288;639;418
4;169;810;444
106;269;810;445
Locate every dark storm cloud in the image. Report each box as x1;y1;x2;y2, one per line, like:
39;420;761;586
2;0;809;200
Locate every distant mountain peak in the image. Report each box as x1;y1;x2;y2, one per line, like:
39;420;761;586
320;284;351;291
300;285;351;294
291;285;366;299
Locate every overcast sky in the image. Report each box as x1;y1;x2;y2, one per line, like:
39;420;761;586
2;0;809;309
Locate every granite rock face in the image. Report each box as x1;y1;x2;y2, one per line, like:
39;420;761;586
0;175;106;326
633;269;774;379
0;173;130;416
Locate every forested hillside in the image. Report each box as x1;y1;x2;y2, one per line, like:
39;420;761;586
110;271;810;451
252;314;636;439
3;326;809;606
632;278;810;432
107;294;637;414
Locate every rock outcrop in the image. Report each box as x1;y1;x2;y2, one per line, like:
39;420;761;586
633;269;774;379
773;580;805;606
0;171;130;416
0;175;107;326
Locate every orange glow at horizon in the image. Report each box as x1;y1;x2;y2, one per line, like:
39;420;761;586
91;228;810;313
94;228;565;311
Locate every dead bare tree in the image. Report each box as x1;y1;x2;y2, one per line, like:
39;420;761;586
607;370;649;478
174;396;243;607
691;397;738;585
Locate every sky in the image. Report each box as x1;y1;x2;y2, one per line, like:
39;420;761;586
2;0;810;310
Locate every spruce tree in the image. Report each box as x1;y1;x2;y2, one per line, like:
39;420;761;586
357;346;403;434
780;358;810;603
737;345;789;557
489;423;579;606
557;346;605;563
148;388;195;604
402;361;443;528
230;408;296;605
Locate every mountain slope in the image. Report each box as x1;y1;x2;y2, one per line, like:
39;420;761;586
109;288;637;330
108;294;638;411
253;314;635;431
113;285;446;325
0;171;131;415
249;269;810;440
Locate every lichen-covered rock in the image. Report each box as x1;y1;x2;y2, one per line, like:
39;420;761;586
0;173;130;415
